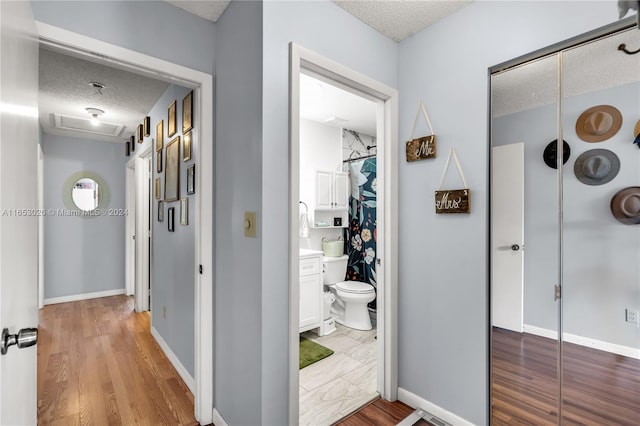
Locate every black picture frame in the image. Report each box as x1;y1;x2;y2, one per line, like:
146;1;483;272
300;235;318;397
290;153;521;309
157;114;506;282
130;135;135;153
125;140;130;156
187;164;195;195
168;207;175;232
144;116;151;137
137;123;144;143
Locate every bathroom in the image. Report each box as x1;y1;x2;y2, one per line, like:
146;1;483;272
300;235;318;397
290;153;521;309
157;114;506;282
297;73;380;425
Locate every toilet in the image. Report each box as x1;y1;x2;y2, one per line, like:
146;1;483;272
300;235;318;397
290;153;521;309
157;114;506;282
322;255;376;331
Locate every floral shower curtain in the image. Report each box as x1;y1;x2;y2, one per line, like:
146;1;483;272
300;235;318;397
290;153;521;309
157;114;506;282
344;157;377;307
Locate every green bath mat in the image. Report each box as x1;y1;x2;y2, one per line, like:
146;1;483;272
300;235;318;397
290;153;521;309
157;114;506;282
299;336;334;369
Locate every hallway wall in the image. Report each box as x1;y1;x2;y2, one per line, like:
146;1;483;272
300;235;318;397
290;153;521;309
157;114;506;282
42;134;126;300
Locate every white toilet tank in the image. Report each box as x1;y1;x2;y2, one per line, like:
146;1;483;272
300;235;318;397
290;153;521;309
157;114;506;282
323;255;348;284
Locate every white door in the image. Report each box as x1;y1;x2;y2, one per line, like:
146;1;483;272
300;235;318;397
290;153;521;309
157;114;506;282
491;143;524;332
0;1;40;424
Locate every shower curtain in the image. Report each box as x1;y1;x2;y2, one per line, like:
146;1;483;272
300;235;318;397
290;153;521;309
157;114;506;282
344;158;377;307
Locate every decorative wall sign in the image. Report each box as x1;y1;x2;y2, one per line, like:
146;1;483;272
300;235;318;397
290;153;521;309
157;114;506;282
183;90;193;133
435;148;470;214
406;101;436;162
156;120;164;152
168;100;177;138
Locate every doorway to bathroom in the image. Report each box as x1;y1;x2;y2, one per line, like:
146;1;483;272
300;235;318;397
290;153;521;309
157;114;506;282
289;44;399;425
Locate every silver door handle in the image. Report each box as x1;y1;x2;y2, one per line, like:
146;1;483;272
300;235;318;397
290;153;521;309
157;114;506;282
1;327;37;355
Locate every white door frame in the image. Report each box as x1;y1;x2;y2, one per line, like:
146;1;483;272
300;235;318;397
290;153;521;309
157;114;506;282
35;23;214;424
288;43;399;424
127;148;152;312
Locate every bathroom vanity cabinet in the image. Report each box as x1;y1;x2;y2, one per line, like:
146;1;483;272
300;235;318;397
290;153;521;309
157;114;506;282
299;249;323;332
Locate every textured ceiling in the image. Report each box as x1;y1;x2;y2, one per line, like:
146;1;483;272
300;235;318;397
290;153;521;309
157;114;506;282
492;28;640;118
39;47;170;143
332;0;472;42
163;0;472;42
166;0;230;22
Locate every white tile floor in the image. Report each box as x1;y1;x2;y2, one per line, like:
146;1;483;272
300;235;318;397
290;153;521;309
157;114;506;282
299;320;378;426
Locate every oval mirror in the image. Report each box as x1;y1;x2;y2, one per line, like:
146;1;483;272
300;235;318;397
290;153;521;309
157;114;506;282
71;177;100;211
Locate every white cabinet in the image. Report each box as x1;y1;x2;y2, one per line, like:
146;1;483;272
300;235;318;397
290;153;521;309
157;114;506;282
315;170;349;211
299;253;322;332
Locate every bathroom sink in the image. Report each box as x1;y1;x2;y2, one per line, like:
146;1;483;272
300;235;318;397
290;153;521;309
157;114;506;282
300;248;323;258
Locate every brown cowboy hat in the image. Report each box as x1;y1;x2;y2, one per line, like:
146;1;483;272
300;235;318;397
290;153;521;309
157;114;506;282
610;187;640;225
576;105;622;143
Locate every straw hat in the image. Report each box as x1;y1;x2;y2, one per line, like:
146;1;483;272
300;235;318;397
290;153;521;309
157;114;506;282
543;139;570;169
573;149;620;186
575;105;622;142
611;187;640;225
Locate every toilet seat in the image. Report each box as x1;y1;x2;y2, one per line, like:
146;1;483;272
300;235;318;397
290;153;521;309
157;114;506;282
335;280;374;294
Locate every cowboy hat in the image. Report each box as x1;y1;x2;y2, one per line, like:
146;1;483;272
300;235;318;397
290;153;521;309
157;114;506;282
575;105;622;142
611;187;640;225
573;149;620;185
543;139;570;169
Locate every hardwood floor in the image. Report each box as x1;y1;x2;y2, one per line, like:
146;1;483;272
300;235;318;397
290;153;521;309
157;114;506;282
37;295;197;426
335;398;431;426
492;327;640;426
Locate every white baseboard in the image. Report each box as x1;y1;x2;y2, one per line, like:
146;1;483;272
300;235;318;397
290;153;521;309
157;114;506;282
43;288;125;305
523;324;640;360
212;407;229;426
398;387;473;426
150;327;195;393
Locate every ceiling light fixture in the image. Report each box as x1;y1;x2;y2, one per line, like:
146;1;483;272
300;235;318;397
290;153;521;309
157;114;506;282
85;107;105;126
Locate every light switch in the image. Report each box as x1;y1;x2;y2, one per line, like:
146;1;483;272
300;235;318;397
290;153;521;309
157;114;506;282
244;211;257;238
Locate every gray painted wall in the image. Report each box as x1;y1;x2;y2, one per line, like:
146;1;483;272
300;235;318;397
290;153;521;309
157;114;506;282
397;1;622;423
42;134;125;299
148;84;197;376
31;0;215;74
262;2;397;425
494;82;640;349
214;2;263;424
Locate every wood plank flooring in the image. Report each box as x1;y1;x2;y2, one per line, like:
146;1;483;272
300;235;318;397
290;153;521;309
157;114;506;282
335;398;431;426
492;327;640;426
37;295;197;426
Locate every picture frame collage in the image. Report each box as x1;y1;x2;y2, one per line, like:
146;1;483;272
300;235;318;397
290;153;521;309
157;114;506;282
151;90;195;232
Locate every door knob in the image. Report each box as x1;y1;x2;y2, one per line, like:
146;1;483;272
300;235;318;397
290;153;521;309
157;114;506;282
511;244;520;251
1;327;37;355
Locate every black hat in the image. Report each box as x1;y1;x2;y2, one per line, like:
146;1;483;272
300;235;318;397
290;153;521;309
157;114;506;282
543;139;570;169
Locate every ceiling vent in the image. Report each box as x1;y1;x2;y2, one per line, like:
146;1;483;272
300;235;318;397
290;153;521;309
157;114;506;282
53;113;125;137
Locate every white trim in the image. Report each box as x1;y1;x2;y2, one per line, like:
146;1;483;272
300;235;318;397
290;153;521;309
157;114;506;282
523;324;640;360
38;143;45;310
398;387;473;426
36;22;214;425
134;149;152;313
288;43;399;425
125;159;136;297
44;288;125;305
151;327;195;393
212;408;229;426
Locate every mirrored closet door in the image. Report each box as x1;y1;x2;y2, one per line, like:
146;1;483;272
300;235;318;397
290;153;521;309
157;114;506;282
490;21;640;425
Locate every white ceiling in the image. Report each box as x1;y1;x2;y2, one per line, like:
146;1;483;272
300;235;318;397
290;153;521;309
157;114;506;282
39;47;169;143
300;73;377;136
164;0;472;42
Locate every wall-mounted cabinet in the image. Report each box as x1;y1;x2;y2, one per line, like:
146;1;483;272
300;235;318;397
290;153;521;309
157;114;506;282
313;169;348;228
